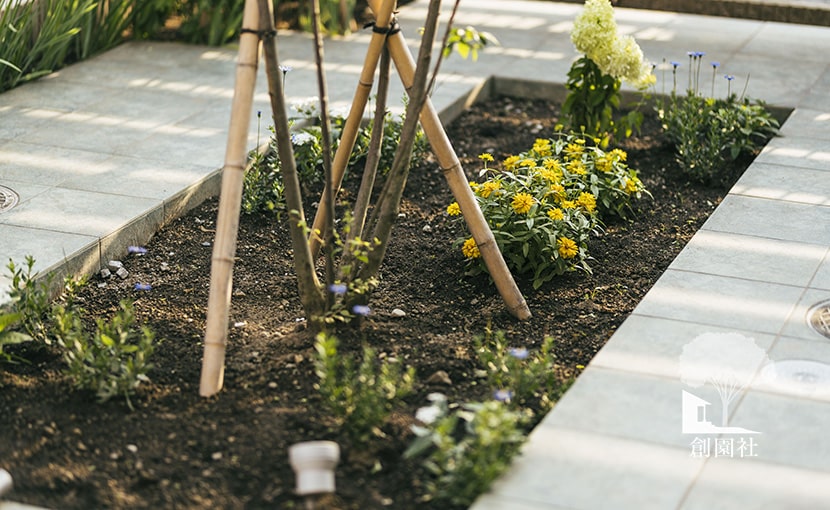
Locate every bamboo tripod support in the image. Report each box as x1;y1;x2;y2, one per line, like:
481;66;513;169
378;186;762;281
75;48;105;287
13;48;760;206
308;0;531;320
200;0;530;397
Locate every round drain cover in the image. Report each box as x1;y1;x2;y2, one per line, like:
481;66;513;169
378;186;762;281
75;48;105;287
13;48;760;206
760;359;830;397
0;185;19;213
808;300;830;339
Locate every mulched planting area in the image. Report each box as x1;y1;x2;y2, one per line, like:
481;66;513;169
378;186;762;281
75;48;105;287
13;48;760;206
0;95;751;509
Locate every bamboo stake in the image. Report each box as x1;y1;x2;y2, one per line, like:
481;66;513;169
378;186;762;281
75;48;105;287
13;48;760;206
310;0;337;306
367;0;531;320
256;0;325;317
307;0;397;259
200;0;262;397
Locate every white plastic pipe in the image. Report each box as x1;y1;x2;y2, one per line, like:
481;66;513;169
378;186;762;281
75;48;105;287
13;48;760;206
288;441;340;495
0;469;12;497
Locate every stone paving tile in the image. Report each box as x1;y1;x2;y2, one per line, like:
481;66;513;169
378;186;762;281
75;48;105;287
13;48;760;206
753;134;830;171
477;426;702;510
668;229;827;287
0;141;114;187
811;249;830;290
778;107;830;140
680;457;830;509
729;390;830;472
631;269;804;334
778;287;830;342
701;194;830;246
591;314;776;379
730;162;830;206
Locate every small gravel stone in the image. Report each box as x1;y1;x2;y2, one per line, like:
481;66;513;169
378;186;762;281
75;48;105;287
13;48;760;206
201;241;211;247
107;260;123;271
126;444;138;454
115;267;129;279
422;225;432;233
426;370;452;386
99;268;112;279
391;308;406;317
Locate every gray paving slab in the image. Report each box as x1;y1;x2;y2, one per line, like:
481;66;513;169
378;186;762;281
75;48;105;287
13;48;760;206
472;426;703;510
730;162;830;206
631;268;805;333
680;457;830;509
591;314;777;378
752;335;830;402
701;194;830;245
779;287;830;342
728;390;830;471
811;249;830;290
668;229;827;287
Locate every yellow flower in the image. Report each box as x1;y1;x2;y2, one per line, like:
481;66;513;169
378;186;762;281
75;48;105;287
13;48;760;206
478;153;494;162
557;237;579;259
478;181;501;198
548;183;566;201
568;160;587;175
540;168;562;182
503;155;521;170
595;155;614;173
547;208;564;221
624;177;640;193
470;181;480;190
447;202;461;216
566;143;585;156
462;237;480;259
519;158;537;168
511;192;534;214
561;200;576;209
543;158;561;171
533;138;552;156
610;148;627;162
577;192;597;213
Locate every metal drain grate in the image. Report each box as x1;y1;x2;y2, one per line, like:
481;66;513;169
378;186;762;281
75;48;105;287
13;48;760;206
808;300;830;339
0;185;19;213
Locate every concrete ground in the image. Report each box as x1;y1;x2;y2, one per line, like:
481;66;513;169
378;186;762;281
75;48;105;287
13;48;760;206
1;0;830;508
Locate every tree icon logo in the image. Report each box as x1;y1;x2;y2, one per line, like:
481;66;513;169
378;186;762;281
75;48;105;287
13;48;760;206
678;332;768;434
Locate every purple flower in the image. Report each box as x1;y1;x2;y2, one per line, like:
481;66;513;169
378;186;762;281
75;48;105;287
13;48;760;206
493;389;513;402
695;51;706;57
127;246;147;255
670;61;680;68
508;347;529;360
279;65;293;73
328;283;347;295
725;74;735;81
711;61;720;68
351;304;371;317
134;283;152;291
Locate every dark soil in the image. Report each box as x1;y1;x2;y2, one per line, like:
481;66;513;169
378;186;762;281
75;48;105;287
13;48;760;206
0;96;749;509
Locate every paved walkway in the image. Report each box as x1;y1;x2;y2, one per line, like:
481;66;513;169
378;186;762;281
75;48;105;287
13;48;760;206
2;0;830;509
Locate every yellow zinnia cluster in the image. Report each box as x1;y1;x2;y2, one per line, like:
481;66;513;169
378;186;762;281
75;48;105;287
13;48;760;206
595;154;614;172
478;152;494;162
557;237;579;259
462;237;480;259
568;160;587;175
447;202;461;216
519;158;536;168
511;192;534;214
561;199;576;209
623;177;641;194
548;183;566;201
577;192;597;213
610;148;627;162
565;142;585;156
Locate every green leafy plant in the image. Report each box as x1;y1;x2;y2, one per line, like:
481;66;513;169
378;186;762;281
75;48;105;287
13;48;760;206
6;256;55;344
563;0;654;141
0;312;32;361
314;332;415;442
442;25;498;61
658;55;779;183
474;329;569;414
176;0;246;46
405;396;527;506
54;300;156;410
450;135;648;289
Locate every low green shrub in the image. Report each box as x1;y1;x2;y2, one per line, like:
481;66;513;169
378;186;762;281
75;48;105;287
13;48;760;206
659;93;779;183
405;396;527;507
0;312;32;361
6;256;55;344
54;300;156;410
474;329;569;414
314;332;415;442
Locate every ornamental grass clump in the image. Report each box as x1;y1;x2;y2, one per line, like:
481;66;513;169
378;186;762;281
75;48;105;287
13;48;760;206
450;135;649;289
564;0;655;142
